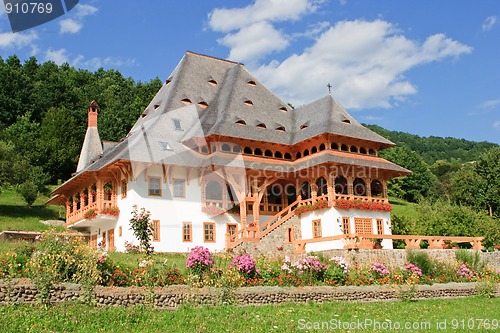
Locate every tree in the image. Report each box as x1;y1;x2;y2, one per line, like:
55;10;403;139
474;147;500;216
381;146;437;202
129;205;154;254
18;181;38;207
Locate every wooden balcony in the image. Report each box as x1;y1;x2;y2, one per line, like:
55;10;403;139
66;190;118;227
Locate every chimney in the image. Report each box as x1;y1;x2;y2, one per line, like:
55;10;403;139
76;100;103;172
88;100;98;127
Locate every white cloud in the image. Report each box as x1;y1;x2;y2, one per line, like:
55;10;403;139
0;30;38;49
493;121;500;129
255;20;472;108
480;99;500;110
59;18;82;34
292;21;330;39
45;48;69;64
59;4;97;34
482;16;496;32
218;22;289;62
208;0;320;62
71;55;137;70
209;0;319;33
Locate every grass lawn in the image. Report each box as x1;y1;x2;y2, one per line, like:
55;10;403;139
390;196;419;219
0;187;63;232
0;296;498;332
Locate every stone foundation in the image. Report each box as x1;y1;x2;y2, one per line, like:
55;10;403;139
0;280;497;308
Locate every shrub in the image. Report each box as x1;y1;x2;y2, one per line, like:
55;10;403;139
129;206;153;254
370;262;390;279
17;181;38;207
407;251;435;277
230;253;258;278
186;246;214;276
455;249;485;272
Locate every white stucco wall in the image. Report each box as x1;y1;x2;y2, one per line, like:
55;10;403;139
300;207;393;252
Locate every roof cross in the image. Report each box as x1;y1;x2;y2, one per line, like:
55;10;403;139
327;83;332;94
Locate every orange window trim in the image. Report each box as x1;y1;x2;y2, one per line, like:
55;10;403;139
152;220;160;242
203;222;216;243
182;222;192;242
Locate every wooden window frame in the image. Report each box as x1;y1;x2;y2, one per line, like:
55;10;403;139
182;222;192;242
152;220;160;242
354;217;373;234
312;219;322;238
173;178;186;198
342;216;350;234
121;180;127;199
118;226;122;237
148;176;162;196
376;218;384;235
203;222;216;243
226;223;237;237
287;227;294;243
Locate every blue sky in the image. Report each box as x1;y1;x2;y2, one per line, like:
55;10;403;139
0;0;499;144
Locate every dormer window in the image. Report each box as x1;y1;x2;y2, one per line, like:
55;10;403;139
236;120;246;125
256;123;267;129
247;80;256;86
198;101;208;108
181;99;192;105
342;119;351;124
276;126;286;132
154;104;160;110
165;78;171;85
279;107;287;112
159;141;172;151
244;100;254;106
208;79;217;86
173;119;182;131
300;124;308;130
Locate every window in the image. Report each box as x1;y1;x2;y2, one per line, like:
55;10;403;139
173;179;186;198
342;217;350;234
148;177;161;196
118;226;122;237
354;218;373;234
121;180;127;199
226;224;237;237
287;227;294;243
159;141;172;151
203;222;216;242
376;219;384;235
183;222;192;242
152;220;160;242
173;118;182;130
312;219;322;238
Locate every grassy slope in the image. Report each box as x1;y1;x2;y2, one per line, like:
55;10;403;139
390;196;419;220
0;187;62;232
0;297;498;332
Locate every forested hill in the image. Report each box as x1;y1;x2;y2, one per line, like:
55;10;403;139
366;124;498;164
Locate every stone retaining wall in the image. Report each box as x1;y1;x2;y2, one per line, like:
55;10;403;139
0;280;497;308
316;249;500;271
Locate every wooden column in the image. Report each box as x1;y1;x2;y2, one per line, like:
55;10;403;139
347;177;354;196
366;179;372;198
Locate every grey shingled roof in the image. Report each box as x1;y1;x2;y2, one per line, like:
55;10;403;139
59;51;406;192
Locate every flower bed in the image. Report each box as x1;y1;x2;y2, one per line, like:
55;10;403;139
294;200;329;215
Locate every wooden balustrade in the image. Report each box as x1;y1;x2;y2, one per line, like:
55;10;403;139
66;197;117;226
293;233;485;254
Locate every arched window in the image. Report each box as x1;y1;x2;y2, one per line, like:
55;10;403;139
284;152;292;160
350;146;358;153
232;145;241;153
335;176;348;195
353;178;366;196
221;144;231;152
285;184;296;203
267;184;282;205
311;146;318;154
206;181;223;200
264;150;273;157
201;146;208;154
341;144;348;152
371;179;383;197
296;152;302;159
369;149;376;156
300;182;311;200
274;151;283;158
303;149;310;156
316;177;328;196
331;143;339;150
359;147;367;154
254;148;263;156
243;147;252;154
319;144;326;151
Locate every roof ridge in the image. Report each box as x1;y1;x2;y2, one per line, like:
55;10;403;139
185;51;241;65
